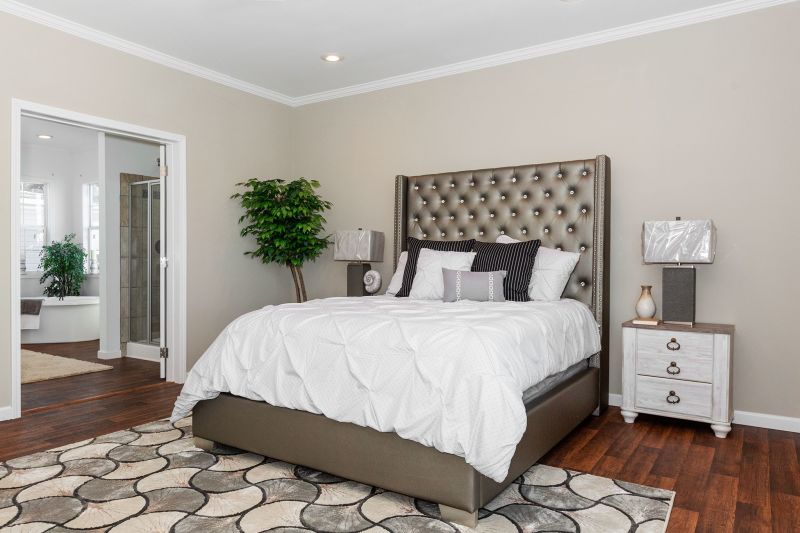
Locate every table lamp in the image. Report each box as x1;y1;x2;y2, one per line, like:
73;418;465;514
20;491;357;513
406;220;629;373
334;229;384;296
642;218;716;326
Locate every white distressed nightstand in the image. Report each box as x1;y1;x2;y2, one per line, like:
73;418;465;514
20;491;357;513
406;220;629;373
621;320;734;438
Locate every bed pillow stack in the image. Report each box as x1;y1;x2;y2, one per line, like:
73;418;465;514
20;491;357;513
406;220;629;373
391;235;558;302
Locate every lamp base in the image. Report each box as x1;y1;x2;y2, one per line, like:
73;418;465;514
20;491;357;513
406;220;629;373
347;263;371;297
662;266;696;326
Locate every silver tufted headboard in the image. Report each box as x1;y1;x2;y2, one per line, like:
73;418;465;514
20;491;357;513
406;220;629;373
393;155;611;409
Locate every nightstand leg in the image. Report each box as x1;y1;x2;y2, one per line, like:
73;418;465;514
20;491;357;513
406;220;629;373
711;423;731;438
621;410;638;424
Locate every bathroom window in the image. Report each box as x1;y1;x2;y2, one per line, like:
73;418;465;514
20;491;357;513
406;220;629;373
20;182;48;273
82;183;101;274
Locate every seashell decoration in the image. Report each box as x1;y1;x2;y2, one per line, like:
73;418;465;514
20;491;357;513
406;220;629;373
363;270;382;294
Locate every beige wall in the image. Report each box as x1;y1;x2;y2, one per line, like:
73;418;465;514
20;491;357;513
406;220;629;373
291;3;800;418
0;12;295;408
2;4;798;420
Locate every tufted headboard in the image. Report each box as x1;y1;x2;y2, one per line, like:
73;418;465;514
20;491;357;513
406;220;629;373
393;155;610;409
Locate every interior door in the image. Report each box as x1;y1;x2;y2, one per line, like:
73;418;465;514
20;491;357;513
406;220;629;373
158;145;167;380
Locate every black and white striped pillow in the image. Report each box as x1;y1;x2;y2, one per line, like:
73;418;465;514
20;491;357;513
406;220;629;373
395;237;476;297
470;240;541;301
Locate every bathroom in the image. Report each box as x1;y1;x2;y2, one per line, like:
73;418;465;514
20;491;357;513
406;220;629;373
19;116;164;408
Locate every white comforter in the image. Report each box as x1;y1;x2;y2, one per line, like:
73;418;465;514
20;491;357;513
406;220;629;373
172;296;600;482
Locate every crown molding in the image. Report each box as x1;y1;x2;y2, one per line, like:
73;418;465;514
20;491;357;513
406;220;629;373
293;0;796;105
1;0;795;108
0;0;295;106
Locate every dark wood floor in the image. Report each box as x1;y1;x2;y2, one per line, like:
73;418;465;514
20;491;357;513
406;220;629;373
22;340;162;411
541;408;800;532
1;379;798;531
1;382;182;461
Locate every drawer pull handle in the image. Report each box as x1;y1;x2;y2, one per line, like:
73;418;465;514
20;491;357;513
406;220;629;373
666;338;681;351
667;362;681;375
666;391;681;404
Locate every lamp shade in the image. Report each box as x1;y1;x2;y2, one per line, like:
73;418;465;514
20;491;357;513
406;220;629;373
642;219;716;264
334;229;384;262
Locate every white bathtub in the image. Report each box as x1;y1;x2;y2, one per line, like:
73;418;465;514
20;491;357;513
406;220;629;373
21;296;100;344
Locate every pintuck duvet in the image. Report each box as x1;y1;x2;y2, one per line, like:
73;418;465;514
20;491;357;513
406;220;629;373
172;295;600;482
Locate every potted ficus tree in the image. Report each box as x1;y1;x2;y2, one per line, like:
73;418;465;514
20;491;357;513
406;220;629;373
39;233;87;300
232;178;332;303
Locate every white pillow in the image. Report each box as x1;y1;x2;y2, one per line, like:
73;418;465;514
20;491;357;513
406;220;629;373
385;251;407;295
409;249;476;300
496;235;580;301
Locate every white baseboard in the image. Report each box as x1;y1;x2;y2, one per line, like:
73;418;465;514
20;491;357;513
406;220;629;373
732;410;800;433
97;349;122;360
606;393;799;433
0;405;16;422
609;393;623;407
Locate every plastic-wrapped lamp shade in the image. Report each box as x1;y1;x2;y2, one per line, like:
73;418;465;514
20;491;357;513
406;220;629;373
642;219;716;264
334;230;385;262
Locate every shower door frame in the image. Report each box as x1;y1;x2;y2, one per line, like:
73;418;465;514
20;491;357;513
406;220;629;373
128;179;161;347
8;99;188;421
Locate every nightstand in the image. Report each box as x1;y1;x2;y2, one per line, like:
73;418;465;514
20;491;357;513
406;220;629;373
621;320;734;438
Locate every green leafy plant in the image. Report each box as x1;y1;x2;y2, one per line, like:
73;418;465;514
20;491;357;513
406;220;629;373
39;233;87;300
232;178;333;303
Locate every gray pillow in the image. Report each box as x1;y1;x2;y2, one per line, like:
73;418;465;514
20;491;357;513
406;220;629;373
442;269;507;302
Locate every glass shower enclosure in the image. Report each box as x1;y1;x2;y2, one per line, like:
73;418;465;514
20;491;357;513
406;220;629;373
128;180;161;345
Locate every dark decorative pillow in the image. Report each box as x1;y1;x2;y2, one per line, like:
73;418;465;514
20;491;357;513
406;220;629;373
395;237;476;297
470;240;541;301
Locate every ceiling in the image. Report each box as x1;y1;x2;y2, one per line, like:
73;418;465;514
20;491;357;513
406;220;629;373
3;0;781;104
22;117;97;151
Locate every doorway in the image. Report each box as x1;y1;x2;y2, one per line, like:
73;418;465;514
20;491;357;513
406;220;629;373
17;118;166;412
8;99;187;420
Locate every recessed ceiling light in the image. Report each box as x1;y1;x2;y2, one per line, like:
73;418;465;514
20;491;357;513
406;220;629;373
322;54;343;63
37;134;53;140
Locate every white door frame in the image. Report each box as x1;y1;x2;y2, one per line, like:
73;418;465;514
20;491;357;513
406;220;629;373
8;98;188;420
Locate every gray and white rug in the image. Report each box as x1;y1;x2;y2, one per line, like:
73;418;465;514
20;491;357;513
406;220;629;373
0;418;674;532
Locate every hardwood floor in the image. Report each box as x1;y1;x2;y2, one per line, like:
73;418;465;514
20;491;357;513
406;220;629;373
22;340;162;411
540;408;800;532
1;383;798;531
0;382;182;462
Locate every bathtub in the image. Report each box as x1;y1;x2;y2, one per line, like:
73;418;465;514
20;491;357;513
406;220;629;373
21;296;100;344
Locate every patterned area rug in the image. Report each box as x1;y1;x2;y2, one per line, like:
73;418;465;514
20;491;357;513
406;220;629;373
21;350;112;384
0;418;674;532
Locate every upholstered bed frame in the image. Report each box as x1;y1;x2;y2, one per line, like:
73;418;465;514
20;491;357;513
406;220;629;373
193;155;611;527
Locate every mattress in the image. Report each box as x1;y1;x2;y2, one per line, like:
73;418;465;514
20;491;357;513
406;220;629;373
173;295;601;482
522;359;590;407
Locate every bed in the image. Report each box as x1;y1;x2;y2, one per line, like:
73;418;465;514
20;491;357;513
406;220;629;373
179;155;610;527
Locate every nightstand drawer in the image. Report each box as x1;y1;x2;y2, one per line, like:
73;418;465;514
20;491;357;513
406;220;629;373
635;375;712;419
637;329;713;358
636;351;713;383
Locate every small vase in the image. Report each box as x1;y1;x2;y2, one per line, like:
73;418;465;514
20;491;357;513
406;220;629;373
635;285;656;319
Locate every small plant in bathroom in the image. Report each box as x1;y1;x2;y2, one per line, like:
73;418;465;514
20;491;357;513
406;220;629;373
39;233;87;300
232;177;332;303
